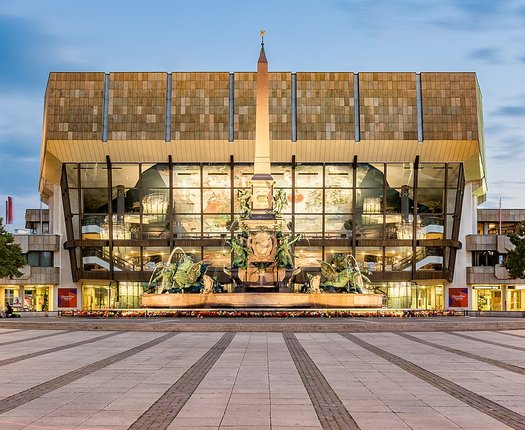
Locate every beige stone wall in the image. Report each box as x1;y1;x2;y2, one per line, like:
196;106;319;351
0;267;60;286
25;209;49;223
478;209;525;223
466;266;525;285
269;72;292;140
27;234;60;252
421;72;478;141
359;72;417;141
45;72;105;141
108;72;166;140
171;72;229;140
296;72;355;141
234;72;256;140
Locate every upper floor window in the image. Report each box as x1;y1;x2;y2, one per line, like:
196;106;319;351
26;251;53;267
472;251;503;267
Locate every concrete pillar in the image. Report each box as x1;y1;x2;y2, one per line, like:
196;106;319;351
448;182;477;310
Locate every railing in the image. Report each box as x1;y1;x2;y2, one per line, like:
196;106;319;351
392;248;442;271
84;248;136;271
420;216;444;227
393;249;426;271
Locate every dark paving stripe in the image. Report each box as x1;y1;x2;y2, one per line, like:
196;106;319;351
283;333;359;430
0;332;177;415
0;331;122;367
398;333;525;375
128;332;235;430
0;329;22;334
342;333;525;430
0;330;73;348
450;331;525;352
497;331;525;339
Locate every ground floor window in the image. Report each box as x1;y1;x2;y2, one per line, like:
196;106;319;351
467;286;525;311
3;288;16;306
507;287;525;310
1;287;51;311
118;282;146;309
82;284;117;310
367;282;444;310
473;287;502;311
23;286;51;311
77;280;447;311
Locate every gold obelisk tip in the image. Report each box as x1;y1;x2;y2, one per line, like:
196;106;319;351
258;30;267;64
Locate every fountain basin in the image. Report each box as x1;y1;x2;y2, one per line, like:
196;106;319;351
141;293;383;309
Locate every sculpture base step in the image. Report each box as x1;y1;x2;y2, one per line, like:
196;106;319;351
244;284;279;293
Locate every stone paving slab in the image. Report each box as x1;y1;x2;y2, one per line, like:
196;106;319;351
1;330;525;429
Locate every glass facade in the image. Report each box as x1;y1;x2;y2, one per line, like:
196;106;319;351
62;161;464;309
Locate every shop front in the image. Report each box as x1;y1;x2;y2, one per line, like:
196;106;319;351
369;282;444;310
80;282;146;310
0;285;53;311
473;286;502;311
82;283;117;310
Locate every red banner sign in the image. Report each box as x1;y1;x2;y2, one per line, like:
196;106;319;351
58;288;78;308
5;196;13;224
448;287;469;308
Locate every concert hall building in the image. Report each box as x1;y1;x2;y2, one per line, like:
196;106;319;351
34;45;488;311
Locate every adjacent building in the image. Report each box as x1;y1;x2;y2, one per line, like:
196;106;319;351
0;209;59;311
466;209;525;311
36;45;490;311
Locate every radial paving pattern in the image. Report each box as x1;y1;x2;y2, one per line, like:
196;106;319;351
0;328;524;430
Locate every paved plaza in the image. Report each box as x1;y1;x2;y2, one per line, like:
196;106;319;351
0;322;525;429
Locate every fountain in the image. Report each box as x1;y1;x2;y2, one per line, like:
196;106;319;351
140;33;384;309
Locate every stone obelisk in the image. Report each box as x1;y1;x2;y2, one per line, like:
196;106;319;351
250;31;274;219
242;31;279;289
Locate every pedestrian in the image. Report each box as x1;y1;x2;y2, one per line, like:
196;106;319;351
5;302;13;317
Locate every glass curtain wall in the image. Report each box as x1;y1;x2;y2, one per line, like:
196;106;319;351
64;161;462;276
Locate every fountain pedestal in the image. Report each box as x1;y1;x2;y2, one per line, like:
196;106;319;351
239;219;286;291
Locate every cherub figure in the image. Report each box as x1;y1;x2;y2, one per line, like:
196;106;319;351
273;189;287;218
237;189;252;220
275;234;301;269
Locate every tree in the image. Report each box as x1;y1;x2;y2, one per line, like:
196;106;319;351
503;220;525;279
0;217;25;279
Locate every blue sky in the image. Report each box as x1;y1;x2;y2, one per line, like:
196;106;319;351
1;0;525;228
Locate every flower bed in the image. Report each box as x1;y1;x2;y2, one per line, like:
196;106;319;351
59;309;462;318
